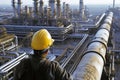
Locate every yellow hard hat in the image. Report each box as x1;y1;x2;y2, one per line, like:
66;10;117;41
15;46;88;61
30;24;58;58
31;29;54;50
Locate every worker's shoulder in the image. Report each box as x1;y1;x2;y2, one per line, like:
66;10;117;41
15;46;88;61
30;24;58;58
50;60;59;64
49;60;60;67
41;60;59;67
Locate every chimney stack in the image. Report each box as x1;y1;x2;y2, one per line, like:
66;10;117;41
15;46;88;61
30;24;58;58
113;0;115;8
49;0;56;18
79;0;85;21
39;0;44;17
12;0;17;17
56;0;61;18
17;0;22;17
33;0;39;18
63;2;66;18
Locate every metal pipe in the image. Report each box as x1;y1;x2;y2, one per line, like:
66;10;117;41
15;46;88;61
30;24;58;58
0;53;26;70
111;54;115;80
15;36;18;51
0;53;27;80
109;52;115;80
3;24;73;41
61;34;88;68
1;54;26;72
73;12;113;80
95;13;106;27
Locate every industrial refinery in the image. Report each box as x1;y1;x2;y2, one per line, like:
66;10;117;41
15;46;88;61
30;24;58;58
0;0;120;80
10;0;72;26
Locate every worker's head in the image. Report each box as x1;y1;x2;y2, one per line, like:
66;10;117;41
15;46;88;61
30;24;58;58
31;29;54;57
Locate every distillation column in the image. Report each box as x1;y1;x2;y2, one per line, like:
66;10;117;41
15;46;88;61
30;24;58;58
63;2;66;18
66;4;70;19
39;0;44;17
33;0;39;18
56;0;61;18
25;6;29;16
79;0;85;21
12;0;17;17
113;0;115;8
49;0;56;18
17;0;22;17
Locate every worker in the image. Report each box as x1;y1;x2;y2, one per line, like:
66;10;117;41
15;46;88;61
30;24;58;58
14;29;72;80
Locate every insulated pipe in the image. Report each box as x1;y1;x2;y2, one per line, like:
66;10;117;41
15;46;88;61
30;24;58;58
73;12;113;80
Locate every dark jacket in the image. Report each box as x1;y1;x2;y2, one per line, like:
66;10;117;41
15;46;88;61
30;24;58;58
14;55;72;80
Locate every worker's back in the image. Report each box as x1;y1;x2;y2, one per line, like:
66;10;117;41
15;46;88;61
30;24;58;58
14;55;72;80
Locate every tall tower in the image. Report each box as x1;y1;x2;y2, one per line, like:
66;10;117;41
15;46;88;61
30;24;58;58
29;7;33;17
63;2;66;18
56;0;61;18
17;0;22;17
49;0;56;18
39;0;44;17
33;0;39;18
66;4;70;19
113;0;115;8
25;6;29;16
12;0;17;17
79;0;85;21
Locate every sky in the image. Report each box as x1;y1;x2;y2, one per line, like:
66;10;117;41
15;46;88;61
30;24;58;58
0;0;120;6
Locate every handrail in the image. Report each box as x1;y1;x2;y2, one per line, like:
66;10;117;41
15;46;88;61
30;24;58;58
61;34;88;68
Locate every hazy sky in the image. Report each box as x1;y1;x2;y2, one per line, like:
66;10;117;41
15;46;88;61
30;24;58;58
0;0;120;5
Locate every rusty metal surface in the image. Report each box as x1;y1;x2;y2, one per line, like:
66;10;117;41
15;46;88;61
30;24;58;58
73;53;104;80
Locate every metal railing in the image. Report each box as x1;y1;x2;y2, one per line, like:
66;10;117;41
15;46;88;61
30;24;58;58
0;53;27;80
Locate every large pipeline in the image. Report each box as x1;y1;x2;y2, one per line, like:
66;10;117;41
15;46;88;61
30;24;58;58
73;12;113;80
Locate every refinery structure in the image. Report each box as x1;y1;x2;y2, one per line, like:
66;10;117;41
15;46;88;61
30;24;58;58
2;0;89;41
10;0;89;25
5;0;75;41
0;0;120;80
11;0;72;26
